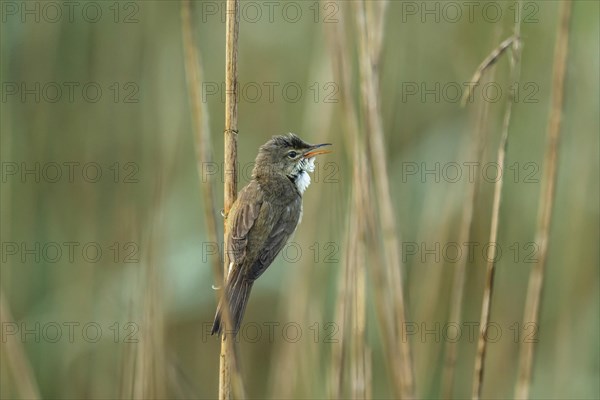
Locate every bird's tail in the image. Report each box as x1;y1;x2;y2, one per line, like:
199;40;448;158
211;266;254;337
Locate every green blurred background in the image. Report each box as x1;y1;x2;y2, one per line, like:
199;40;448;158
1;1;598;399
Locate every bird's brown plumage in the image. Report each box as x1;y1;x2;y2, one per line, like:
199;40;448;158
211;134;329;337
211;162;302;336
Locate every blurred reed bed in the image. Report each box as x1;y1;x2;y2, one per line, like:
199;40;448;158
1;1;598;399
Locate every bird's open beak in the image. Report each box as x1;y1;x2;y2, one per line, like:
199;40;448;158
303;143;332;158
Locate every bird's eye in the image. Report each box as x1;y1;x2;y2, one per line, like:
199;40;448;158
287;151;298;158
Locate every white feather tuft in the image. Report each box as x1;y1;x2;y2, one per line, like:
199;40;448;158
295;171;311;194
294;157;316;194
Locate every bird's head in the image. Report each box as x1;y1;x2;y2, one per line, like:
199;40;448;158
253;133;332;193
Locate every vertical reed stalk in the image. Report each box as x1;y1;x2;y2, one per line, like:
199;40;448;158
330;220;352;398
267;48;335;399
325;6;362;397
133;211;167;399
353;1;415;397
350;150;371;399
330;145;372;399
515;2;572;398
443;26;503;395
219;1;243;399
322;1;360;156
441;80;492;398
323;6;362;397
325;5;401;396
472;6;524;398
181;1;243;397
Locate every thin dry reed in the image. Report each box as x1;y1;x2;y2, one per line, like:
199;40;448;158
219;0;244;399
325;2;398;398
330;142;372;399
353;0;415;397
515;2;572;398
441;61;496;398
322;2;360;158
330;222;351;399
133;222;167;399
132;165;180;400
350;151;371;399
442;27;504;396
181;1;243;397
324;4;366;397
461;35;520;107
326;3;405;397
472;7;524;398
267;49;335;399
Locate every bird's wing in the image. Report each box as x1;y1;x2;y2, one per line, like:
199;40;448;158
227;183;263;267
246;201;299;281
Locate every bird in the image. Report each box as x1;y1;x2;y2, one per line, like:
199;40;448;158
211;133;332;337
